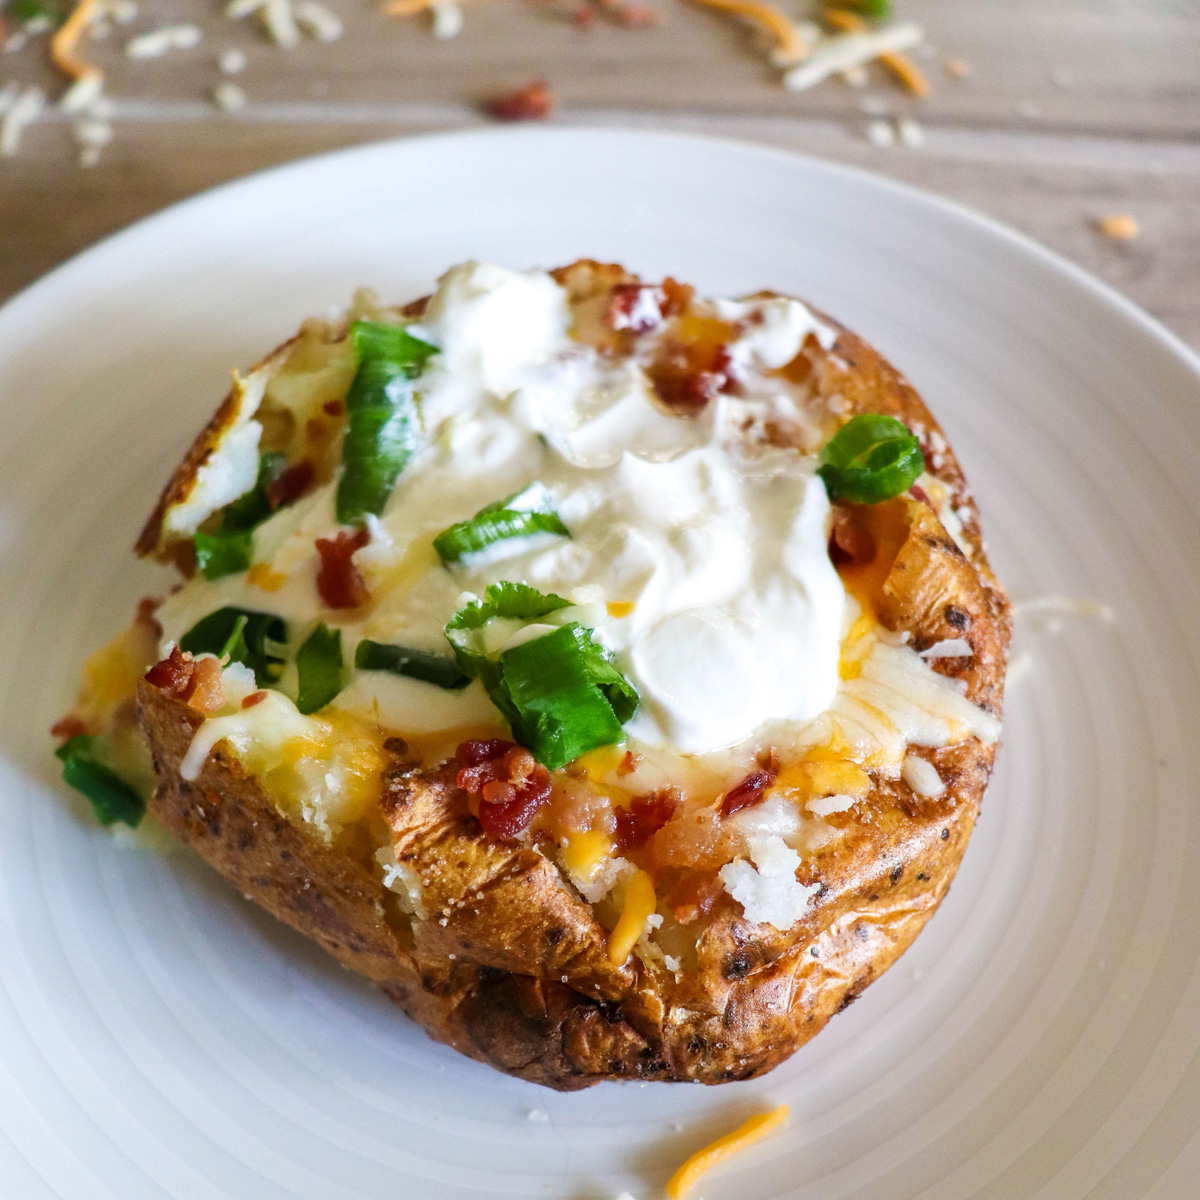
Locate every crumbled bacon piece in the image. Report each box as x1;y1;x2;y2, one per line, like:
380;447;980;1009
51;714;87;742
145;645;196;698
617;749;639;775
241;690;268;709
646;340;734;412
666;873;723;924
144;645;226;711
267;460;315;511
315;525;370;610
456;739;552;839
135;596;163;635
573;3;595;26
613;788;678;854
910;484;933;509
660;277;694;316
605;282;666;333
490;80;554;122
322;399;345;417
720;769;775;818
829;506;876;567
614;4;661;25
187;657;226;713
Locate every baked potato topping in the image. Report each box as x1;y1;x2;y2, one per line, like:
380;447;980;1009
56;260;1010;1088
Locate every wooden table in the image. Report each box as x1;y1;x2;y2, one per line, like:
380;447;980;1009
3;0;1198;348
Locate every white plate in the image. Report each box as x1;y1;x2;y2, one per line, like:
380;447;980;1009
1;128;1199;1200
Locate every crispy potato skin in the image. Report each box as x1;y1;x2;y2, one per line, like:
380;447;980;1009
135;263;1010;1089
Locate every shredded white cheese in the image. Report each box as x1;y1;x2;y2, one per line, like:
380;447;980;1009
719;835;820;929
783;23;923;91
919;637;973;660
901;754;944;798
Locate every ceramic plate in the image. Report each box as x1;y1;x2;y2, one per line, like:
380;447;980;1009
2;128;1198;1199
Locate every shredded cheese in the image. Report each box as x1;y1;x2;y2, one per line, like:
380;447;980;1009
687;0;810;66
51;0;103;83
666;1106;790;1199
607;869;656;965
822;9;929;96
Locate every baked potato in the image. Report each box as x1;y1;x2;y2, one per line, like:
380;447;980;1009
55;259;1010;1090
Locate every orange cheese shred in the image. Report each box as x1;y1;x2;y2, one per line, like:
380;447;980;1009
383;0;472;15
688;0;809;66
606;869;656;965
51;0;103;83
666;1106;791;1199
823;8;929;95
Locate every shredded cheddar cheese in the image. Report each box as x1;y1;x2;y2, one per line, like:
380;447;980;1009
561;828;612;882
688;0;811;66
247;563;286;591
666;1106;790;1198
607;869;656;965
823;8;929;96
51;0;103;83
1097;214;1139;241
606;600;635;618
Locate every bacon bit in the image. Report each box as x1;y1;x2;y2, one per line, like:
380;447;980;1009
688;0;808;66
829;506;876;567
187;657;226;713
51;0;103;84
51;714;88;742
456;739;552;839
614;4;662;26
605;282;666;333
1097;214;1139;241
666;873;723;924
322;399;345;416
720;769;775;818
824;8;929;97
909;484;933;509
660;277;694;315
573;3;596;26
134;596;164;638
315;526;370;610
490;80;554;122
241;690;269;709
613;789;678;854
617;749;639;775
646;340;733;412
267;460;315;510
145;645;196;698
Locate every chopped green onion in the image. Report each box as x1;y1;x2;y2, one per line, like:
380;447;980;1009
444;581;572;683
433;482;569;565
179;607;287;687
816;413;924;505
220;451;286;532
444;584;639;770
848;0;892;16
14;0;63;23
355;640;470;689
191;452;287;578
296;623;344;715
55;736;145;828
336;321;438;524
194;528;254;580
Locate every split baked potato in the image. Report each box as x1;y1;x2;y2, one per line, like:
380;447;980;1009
56;260;1010;1090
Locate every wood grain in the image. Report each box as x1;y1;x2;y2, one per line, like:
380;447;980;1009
1;0;1197;347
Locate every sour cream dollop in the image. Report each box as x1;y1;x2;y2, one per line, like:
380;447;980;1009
158;261;846;753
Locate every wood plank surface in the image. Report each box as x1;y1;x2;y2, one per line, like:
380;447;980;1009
2;0;1198;347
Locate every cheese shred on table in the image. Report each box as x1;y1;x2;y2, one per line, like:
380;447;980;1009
666;1106;791;1198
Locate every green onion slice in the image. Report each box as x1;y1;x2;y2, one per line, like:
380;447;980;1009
191;452;288;579
296;623;344;715
194;528;254;580
444;583;639;770
816;413;925;505
336;320;438;525
55;735;145;828
433;483;569;565
179;607;287;687
354;640;470;690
